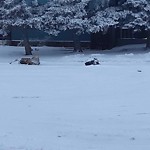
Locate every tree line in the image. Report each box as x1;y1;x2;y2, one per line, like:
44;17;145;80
0;0;150;55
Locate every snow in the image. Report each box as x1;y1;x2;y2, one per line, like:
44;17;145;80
0;44;150;150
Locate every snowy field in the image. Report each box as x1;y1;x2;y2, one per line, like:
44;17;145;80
0;44;150;150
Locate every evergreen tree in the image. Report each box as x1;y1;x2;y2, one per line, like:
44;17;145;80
33;0;90;51
1;0;33;55
88;0;150;48
60;0;90;51
117;0;150;48
0;0;6;35
33;0;62;36
87;0;122;33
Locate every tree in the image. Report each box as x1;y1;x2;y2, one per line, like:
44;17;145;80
33;0;125;51
33;0;91;51
32;0;62;36
116;0;150;48
108;0;150;48
87;0;150;49
60;0;90;51
0;0;7;38
1;0;34;55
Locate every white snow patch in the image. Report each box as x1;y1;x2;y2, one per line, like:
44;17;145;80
0;44;150;150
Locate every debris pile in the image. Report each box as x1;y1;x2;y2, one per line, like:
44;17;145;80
85;58;100;66
19;56;40;65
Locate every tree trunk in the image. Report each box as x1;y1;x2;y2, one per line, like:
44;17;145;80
22;28;32;55
73;30;82;52
7;26;12;46
146;29;150;49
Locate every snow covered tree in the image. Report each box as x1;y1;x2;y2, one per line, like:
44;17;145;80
87;0;119;33
121;0;150;48
87;0;150;49
1;0;33;55
31;0;38;7
33;0;91;51
0;0;6;36
0;0;5;18
32;0;61;37
105;0;150;48
87;2;127;49
60;0;90;51
117;0;150;27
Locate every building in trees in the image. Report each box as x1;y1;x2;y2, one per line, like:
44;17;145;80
91;0;150;49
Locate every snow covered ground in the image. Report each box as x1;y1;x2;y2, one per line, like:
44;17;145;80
0;44;150;150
